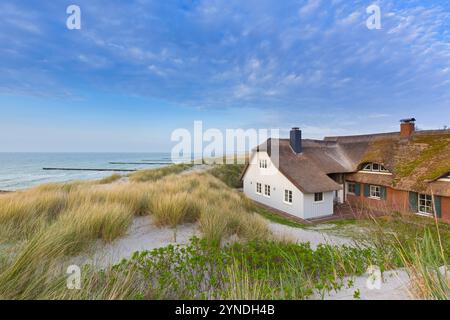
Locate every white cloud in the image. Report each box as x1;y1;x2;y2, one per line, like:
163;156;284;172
299;0;321;18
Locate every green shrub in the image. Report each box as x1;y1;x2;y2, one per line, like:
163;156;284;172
111;238;381;300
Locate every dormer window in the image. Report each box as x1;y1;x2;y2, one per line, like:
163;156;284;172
361;163;390;173
439;173;450;182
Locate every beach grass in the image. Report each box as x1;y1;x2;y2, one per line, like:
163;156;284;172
96;174;122;184
208;163;246;188
0;164;275;299
0;163;449;300
128;163;193;182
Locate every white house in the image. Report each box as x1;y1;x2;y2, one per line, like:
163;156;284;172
242;151;335;220
241;128;342;220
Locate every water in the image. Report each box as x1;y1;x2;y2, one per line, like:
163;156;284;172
0;153;173;191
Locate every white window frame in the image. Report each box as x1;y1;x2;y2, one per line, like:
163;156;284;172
361;163;391;175
314;192;324;203
284;189;293;204
418;194;434;216
347;182;356;195
439;173;450;182
369;185;381;200
256;182;262;195
259;159;268;169
264;184;271;198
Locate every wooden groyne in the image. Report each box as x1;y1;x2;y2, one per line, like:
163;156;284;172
43;168;137;172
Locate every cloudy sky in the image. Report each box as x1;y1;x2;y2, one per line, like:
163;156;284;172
1;0;449;151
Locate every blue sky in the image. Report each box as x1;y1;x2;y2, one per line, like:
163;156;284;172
0;0;449;152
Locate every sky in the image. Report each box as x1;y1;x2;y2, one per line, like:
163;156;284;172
0;0;449;152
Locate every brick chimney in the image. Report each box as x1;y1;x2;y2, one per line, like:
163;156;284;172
290;127;302;154
400;118;416;138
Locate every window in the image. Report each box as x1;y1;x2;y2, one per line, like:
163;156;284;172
264;184;271;197
369;185;381;199
362;163;390;173
418;194;433;215
348;182;356;194
259;159;268;169
284;190;293;204
314;192;323;202
256;183;262;194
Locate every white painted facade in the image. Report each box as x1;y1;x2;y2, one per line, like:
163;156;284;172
242;152;335;220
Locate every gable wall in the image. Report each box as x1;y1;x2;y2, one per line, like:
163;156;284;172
242;152;335;219
243;152;304;218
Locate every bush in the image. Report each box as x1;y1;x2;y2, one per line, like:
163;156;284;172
110;238;381;300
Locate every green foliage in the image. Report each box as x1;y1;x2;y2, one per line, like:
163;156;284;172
111;237;382;300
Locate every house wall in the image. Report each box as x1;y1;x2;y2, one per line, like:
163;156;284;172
303;191;335;219
242;152;334;219
346;180;450;223
346;186;408;212
442;197;450;223
243;152;304;218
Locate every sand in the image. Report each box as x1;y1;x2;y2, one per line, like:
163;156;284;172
77;216;199;268
313;269;413;300
268;222;353;249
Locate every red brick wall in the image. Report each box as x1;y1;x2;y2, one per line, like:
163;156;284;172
347;184;409;213
386;188;409;212
442;197;450;223
346;182;450;223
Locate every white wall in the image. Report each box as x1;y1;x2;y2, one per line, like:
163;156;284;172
303;191;335;219
242;152;334;219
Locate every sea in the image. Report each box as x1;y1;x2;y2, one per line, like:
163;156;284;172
0;153;175;191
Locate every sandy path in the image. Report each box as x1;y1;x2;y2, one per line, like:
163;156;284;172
268;222;353;249
78;216;199;268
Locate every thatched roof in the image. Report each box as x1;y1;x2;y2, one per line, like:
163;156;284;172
337;130;450;196
242;129;450;196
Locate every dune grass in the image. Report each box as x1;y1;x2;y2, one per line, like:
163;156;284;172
0;165;274;299
208;163;246;188
395;228;449;299
97;174;123;184
128;163;193;182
